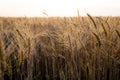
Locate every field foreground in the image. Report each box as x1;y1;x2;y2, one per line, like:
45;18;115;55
0;16;120;80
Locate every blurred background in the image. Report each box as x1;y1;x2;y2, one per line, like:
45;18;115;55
0;0;120;17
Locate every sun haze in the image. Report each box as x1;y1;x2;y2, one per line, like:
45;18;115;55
0;0;120;17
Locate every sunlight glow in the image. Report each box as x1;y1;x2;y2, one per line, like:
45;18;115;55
0;0;120;17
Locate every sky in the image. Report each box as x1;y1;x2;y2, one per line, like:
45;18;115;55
0;0;120;17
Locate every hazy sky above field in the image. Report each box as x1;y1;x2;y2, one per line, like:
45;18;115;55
0;0;120;17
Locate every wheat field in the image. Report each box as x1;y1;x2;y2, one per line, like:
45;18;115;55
0;16;120;80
